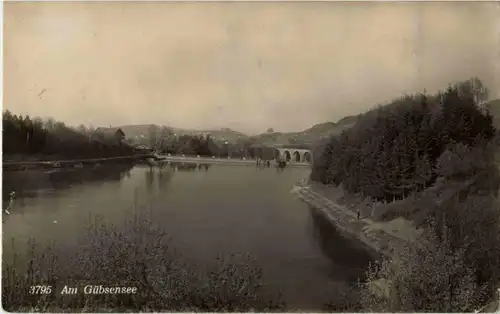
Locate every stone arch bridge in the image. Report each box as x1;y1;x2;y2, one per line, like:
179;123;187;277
274;147;312;163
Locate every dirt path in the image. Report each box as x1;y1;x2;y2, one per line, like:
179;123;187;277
291;181;413;257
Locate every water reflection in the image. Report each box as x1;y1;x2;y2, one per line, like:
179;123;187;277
145;170;156;192
2;164;134;202
158;169;174;190
176;163;197;171
308;206;373;281
144;168;175;194
166;162;211;172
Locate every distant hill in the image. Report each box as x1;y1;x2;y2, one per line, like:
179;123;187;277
249;115;358;147
113;115;358;148
116;124;248;144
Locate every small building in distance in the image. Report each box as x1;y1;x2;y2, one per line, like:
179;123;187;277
94;127;126;144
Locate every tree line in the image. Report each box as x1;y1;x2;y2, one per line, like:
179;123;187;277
158;135;278;160
2;111;134;160
310;77;500;312
145;128;279;159
2;110;283;162
311;77;496;201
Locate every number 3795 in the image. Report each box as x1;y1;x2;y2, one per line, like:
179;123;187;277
29;285;52;294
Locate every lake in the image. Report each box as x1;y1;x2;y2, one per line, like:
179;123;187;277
2;163;372;310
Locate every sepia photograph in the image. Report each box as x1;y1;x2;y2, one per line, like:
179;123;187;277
2;1;500;312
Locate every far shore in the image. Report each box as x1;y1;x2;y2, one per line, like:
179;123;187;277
2;154;311;169
157;155;311;167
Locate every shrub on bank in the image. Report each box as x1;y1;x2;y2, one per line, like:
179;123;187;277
2;209;285;312
361;204;500;313
361;223;484;312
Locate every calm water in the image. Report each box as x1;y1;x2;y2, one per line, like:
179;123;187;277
3;163;372;310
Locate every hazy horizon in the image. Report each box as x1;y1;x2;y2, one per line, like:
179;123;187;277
4;2;500;135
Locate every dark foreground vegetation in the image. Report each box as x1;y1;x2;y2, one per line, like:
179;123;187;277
2;205;285;312
311;77;500;312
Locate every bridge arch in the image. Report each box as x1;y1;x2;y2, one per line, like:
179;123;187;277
303;151;312;163
273;146;313;163
283;150;291;162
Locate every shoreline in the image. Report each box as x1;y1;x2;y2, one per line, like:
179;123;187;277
156;155;311;167
293;180;500;312
2;154;149;171
291;180;414;258
3;154;311;170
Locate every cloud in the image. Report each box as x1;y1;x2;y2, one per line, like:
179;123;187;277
4;2;499;134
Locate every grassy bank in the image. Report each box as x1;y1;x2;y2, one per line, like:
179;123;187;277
292;182;413;259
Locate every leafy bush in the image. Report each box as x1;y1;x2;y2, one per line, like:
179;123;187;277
361;222;486;312
361;193;500;312
2;209;285;312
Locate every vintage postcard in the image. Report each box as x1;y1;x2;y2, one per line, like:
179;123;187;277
2;1;500;312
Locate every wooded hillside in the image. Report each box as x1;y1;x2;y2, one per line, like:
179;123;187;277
310;77;500;312
311;77;497;202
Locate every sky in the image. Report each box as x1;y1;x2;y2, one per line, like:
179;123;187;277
3;2;500;135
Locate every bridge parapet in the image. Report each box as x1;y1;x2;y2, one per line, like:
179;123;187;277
275;147;312;163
